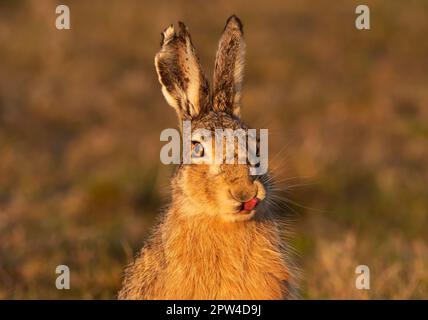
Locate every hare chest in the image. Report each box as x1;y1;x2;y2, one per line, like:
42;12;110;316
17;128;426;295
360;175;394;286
160;219;289;299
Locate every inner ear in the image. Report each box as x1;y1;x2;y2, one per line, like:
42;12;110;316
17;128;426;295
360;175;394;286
155;22;211;121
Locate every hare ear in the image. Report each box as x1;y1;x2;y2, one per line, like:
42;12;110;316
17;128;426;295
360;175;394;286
212;15;246;118
155;22;210;121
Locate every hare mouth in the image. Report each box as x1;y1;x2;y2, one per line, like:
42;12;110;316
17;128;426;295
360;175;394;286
237;197;260;215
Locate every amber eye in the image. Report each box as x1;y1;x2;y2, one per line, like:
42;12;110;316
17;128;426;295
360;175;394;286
191;141;205;158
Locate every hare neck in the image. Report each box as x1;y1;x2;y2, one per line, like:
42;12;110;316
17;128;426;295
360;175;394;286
160;209;289;299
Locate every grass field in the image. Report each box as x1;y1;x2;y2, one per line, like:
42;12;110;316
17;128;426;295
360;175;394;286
0;0;427;299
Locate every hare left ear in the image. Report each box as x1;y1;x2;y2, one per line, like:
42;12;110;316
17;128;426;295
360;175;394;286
155;22;211;121
212;15;246;118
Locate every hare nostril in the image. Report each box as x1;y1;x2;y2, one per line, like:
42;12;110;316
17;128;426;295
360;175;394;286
230;186;258;204
249;175;258;182
232;190;254;203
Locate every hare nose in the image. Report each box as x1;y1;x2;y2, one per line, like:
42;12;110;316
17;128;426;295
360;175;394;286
230;183;258;203
232;190;255;203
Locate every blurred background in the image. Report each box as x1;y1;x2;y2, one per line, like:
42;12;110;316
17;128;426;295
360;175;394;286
0;0;427;299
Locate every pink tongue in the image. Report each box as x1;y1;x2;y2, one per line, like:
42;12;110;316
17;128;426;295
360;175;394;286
243;198;259;211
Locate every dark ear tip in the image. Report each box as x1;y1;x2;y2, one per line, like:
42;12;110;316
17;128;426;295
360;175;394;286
225;14;243;32
177;21;190;37
177;21;185;29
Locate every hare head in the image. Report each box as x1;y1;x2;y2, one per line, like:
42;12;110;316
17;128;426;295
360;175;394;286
155;16;270;222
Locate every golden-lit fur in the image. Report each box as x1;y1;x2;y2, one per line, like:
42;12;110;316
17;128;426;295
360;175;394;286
118;15;297;300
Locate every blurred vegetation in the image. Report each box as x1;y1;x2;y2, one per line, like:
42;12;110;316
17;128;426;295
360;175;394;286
0;0;427;299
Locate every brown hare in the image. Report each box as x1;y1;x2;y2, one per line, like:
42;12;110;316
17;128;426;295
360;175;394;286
118;15;296;300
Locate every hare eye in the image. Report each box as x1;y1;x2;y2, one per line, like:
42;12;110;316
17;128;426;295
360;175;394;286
191;142;204;158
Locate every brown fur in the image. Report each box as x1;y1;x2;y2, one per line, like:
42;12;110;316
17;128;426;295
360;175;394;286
118;15;297;300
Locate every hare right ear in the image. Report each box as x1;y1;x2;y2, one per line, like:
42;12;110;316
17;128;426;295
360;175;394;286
155;22;211;121
212;15;246;118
